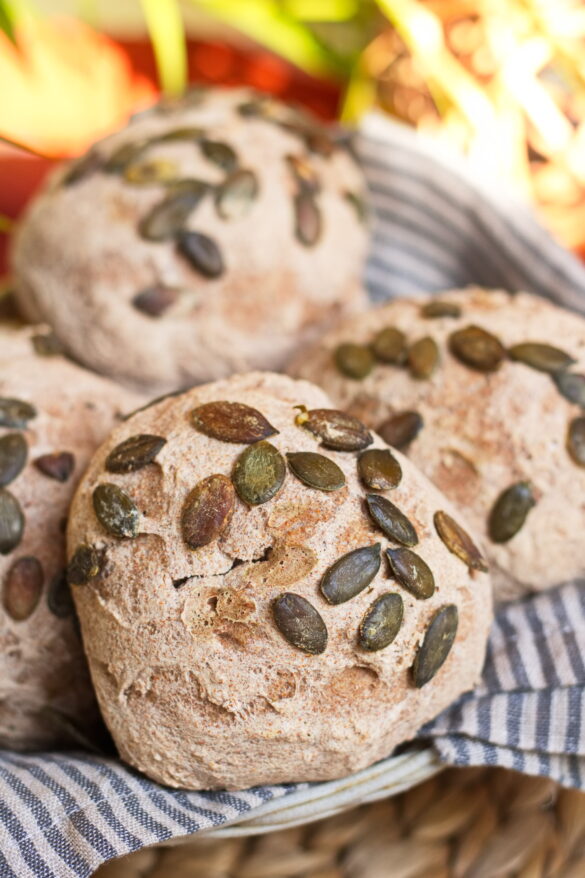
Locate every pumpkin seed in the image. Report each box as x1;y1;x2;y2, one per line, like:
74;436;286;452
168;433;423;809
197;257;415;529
553;371;585;407
286;155;320;194
132;285;178;317
334;343;374;380
200;139;238;171
62;150;102;186
34;451;74;483
286;451;345;492
104;140;149;173
365;494;418;546
358;593;403;652
358;448;402;490
294;192;321;246
303;128;336;157
124;159;178;185
191;401;278;443
216;169;259;220
233;441;286;505
488;481;536;543
0;489;24;554
412;604;458;688
371;327;407;364
272;592;327;654
320;543;381;605
0;433;27;486
3;556;43;621
138;181;208;241
421;300;462;319
181;474;235;548
434;510;488;573
92;483;139;539
386;547;435;599
344;191;367;224
47;570;74;618
408;336;439;380
67;544;104;586
32;332;64;356
0;397;37;429
508;342;575;374
296;408;372;451
378;411;423;450
154;126;205;143
177;230;225;278
449;325;506;372
105;434;166;473
567;417;585;467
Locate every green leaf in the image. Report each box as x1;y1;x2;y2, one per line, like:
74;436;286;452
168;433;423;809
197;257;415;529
0;0;17;46
141;0;187;96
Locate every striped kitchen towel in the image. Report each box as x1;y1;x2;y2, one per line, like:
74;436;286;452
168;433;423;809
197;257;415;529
2;111;585;878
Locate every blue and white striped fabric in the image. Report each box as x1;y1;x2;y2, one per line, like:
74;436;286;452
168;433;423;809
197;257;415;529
2;113;585;878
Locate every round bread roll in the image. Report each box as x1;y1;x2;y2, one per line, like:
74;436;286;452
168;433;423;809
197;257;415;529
67;371;491;790
290;287;585;601
0;326;141;749
11;87;368;395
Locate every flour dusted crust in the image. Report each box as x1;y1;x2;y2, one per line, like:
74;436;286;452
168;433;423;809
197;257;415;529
0;326;141;749
12;87;368;395
290;288;585;601
67;372;491;790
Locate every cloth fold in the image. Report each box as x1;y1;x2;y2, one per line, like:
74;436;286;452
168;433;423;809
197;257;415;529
2;112;585;878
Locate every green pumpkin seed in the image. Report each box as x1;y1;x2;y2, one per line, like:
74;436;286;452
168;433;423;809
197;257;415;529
412;604;458;688
104;140;150;173
386;547;435;599
358;593;403;652
192;401;278;444
553;371;585;407
138;181;208;241
181;474;235;548
233;441;286;505
371;327;407;365
508;342;575;374
434;510;488;573
334;343;374;380
286;155;320;194
449;325;506;372
0;397;37;429
216;169;259;220
421;300;462;319
154;126;205;143
358;448;402;490
0;433;27;487
105;434;166;473
31;332;65;356
93;483;139;539
177;230;225;278
200;139;238;171
34;451;75;482
124;159;178;185
62;150;102;186
286;452;345;492
47;570;74;618
296;407;372;451
0;489;24;554
3;556;44;621
378;411;423;450
294;192;321;246
132;285;178;317
365;494;418;546
67;544;105;586
344;191;367;224
272;592;327;654
567;417;585;467
321;543;381;605
488;481;536;543
408;336;439;380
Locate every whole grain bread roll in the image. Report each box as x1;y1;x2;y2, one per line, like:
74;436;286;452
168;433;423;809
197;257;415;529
11;87;368;395
67;371;491;790
0;326;141;749
289;287;585;601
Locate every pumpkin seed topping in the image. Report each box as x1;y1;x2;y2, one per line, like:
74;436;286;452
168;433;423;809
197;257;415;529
344;191;367;223
421;300;462;319
449;325;506;372
47;570;74;618
0;398;37;429
177;230;225;278
371;327;407;364
155;126;205;143
200;139;238;171
296;408;372;451
32;332;64;357
192;401;278;444
3;556;44;621
0;489;24;554
358;593;403;652
365;494;418;546
124;159;178;185
386;547;435;599
488;481;536;543
320;543;381;605
34;452;75;483
508;342;575;374
567;417;585;467
286;451;345;492
434;510;488;572
62;150;102;186
0;433;27;487
105;434;166;473
294;192;321;246
272;592;328;654
216;169;259;220
408;336;439;380
67;545;104;586
412;604;458;688
233;441;286;506
553;371;585;407
287;155;320;193
378;411;423;450
132;285;178;317
334;343;374;380
93;483;139;539
104;140;150;173
139;181;208;241
181;474;235;548
358;448;402;490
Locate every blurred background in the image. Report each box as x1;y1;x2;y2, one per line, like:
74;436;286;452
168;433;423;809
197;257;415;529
2;0;585;270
